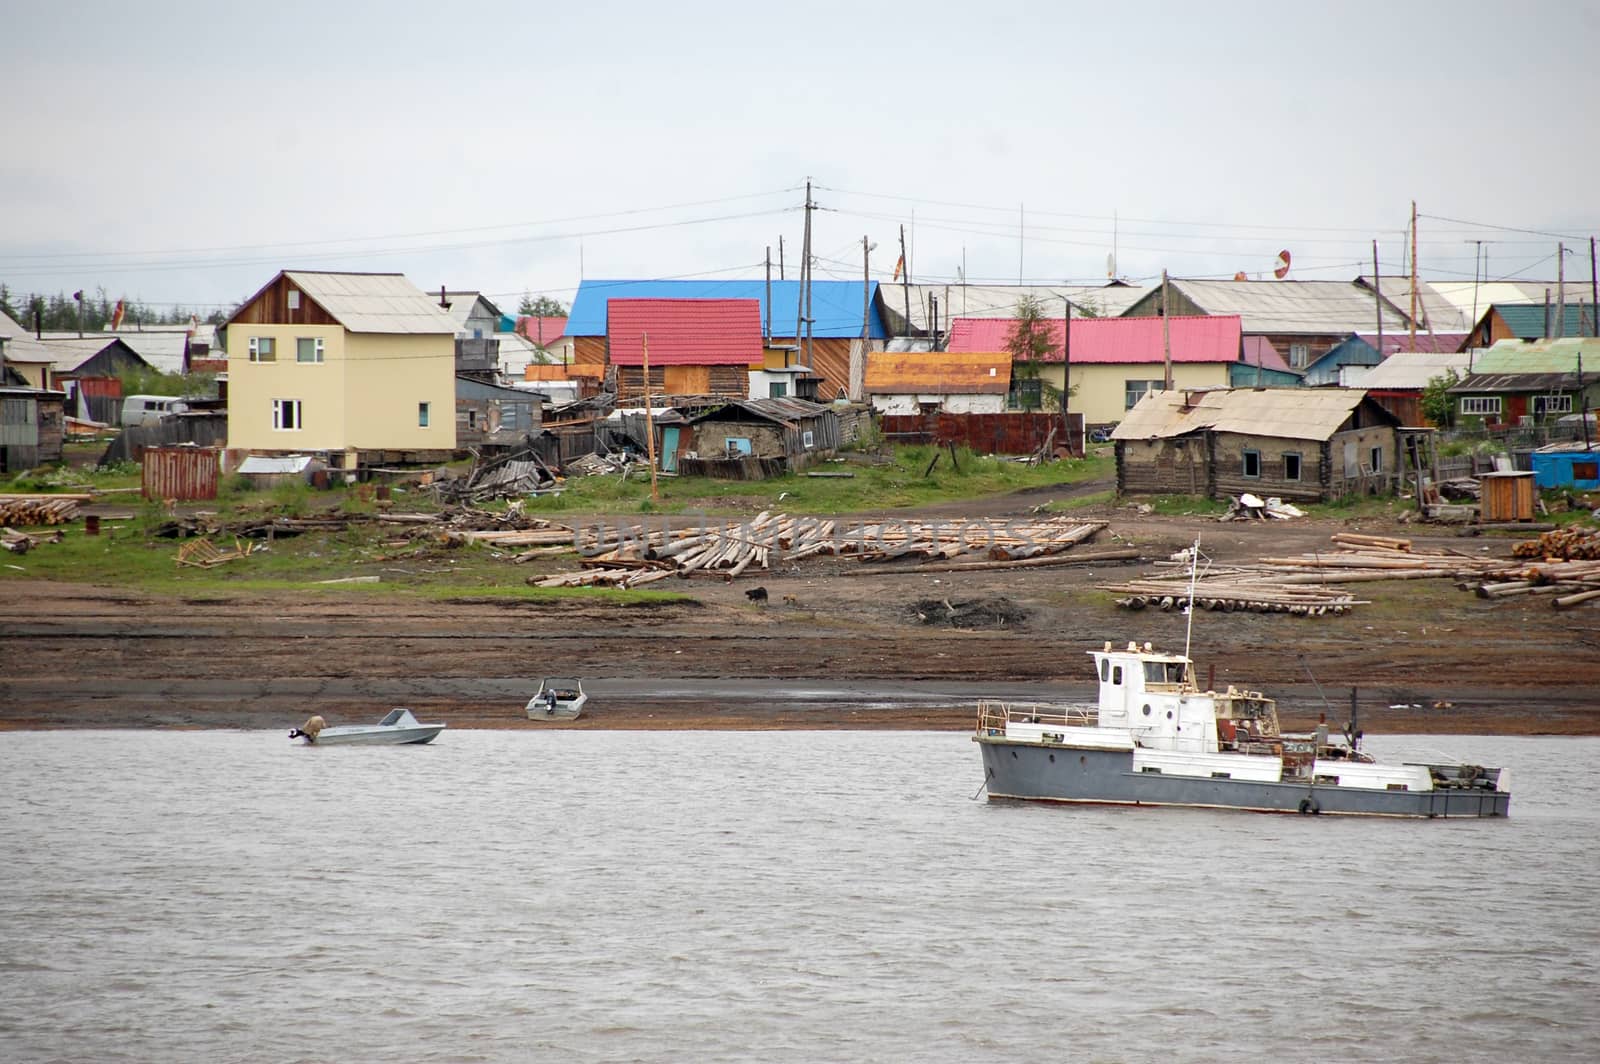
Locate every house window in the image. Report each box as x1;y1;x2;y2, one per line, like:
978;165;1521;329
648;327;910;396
1010;378;1042;410
1125;379;1164;410
467;409;478;430
1288;343;1310;368
768;381;788;398
1242;449;1262;478
725;437;753;456
296;337;324;363
249;337;276;362
1368;445;1383;472
1460;396;1501;417
287;290;301;310
1283;452;1302;481
1533;394;1573;416
802;429;815;448
1573;460;1598;481
418;402;431;427
272;399;302;430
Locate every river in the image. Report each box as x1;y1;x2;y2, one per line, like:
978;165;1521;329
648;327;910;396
1;731;1596;1063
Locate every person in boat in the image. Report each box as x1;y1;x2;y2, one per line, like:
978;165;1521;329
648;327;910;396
546;690;559;715
288;715;326;742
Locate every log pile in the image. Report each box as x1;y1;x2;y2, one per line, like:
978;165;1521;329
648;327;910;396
526;514;1110;589
2;527;65;554
0;494;86;526
1511;526;1600;561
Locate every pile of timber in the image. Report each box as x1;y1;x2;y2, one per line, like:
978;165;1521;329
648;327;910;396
2;527;65;554
1098;532;1504;617
526;514;1112;588
0;494;87;525
1511;526;1600;561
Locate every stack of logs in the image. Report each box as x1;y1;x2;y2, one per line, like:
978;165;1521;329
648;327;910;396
1103;529;1600;614
1489;526;1600;609
530;514;1113;589
0;494;86;525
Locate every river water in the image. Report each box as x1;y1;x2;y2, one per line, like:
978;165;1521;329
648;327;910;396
1;731;1596;1063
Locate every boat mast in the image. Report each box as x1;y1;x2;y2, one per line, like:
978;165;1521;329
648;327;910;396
1182;534;1201;668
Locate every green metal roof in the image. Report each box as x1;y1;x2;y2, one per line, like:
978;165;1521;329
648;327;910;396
1493;303;1597;340
1468;337;1600;375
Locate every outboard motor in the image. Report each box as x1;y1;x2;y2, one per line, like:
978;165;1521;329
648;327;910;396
288;715;326;742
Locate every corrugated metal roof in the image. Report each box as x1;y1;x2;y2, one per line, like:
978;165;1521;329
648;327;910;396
863;351;1012;395
1492;303;1596;340
1357;351;1472;390
1112;387;1378;442
238;455;319;474
1;312;27;339
1355;332;1470;355
37;336;152;373
568;280;887;339
885;283;1150;331
282;271;457;334
1134;279;1411;334
436;291;504;333
1429;280;1576;325
1354;276;1470;332
686;397;831;424
1242;336;1292;372
947;314;1242;364
516;316;568;345
1462;336;1600;375
606;299;764;366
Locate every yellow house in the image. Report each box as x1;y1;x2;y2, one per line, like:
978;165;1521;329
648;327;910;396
225;271;457;465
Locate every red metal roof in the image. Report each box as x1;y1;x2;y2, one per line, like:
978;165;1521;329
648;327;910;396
947;315;1243;364
516;316;567;344
606;299;764;366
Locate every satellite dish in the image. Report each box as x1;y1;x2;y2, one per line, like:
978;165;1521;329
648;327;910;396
1233;271;1248;282
1273;250;1292;279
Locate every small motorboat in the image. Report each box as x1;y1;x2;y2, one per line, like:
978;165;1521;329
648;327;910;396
289;708;445;746
526;678;586;721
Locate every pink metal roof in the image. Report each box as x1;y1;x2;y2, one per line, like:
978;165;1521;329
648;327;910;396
1242;336;1292;372
947;315;1243;364
516;315;567;344
606;299;764;366
1356;332;1470;356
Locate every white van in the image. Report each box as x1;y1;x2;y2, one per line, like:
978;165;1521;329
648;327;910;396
121;395;189;428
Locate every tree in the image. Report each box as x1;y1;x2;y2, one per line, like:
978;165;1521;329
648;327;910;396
1004;295;1056;363
518;293;568;318
1420;369;1461;428
0;283;18;324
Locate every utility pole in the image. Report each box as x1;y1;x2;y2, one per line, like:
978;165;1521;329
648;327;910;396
1062;297;1072;452
1557;242;1567;338
1466;239;1485;351
852;235;870;402
1373;240;1383;361
641;332;660;503
898;223;911;339
778;236;785;281
1409;200;1418;354
1161;270;1172;390
1591;237;1599;337
802;180;814;369
1018;203;1025;285
793;185;808;355
764;246;772;342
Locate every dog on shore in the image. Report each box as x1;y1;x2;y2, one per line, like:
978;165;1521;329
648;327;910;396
782;594;799;607
745;586;768;604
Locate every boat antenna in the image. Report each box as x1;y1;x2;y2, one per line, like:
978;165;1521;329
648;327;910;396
1182;534;1202;664
1298;652;1338;725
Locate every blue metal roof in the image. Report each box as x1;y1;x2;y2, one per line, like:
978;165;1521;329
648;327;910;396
567;280;888;339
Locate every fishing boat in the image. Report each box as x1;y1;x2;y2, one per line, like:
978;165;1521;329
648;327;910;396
289;708;445;746
973;541;1510;818
525;678;587;721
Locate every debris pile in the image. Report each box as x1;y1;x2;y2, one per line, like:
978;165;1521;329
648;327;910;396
911;595;1029;629
176;537;259;568
439;449;559;503
0;493;85;525
1219;493;1305;521
2;527;64;554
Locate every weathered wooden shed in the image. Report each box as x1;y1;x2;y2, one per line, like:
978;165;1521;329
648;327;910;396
455;376;544;449
0;387;67;472
680;398;839;478
1112;387;1402;502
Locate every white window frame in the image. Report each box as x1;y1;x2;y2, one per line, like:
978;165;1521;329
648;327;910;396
1288;343;1310;368
272;399;302;431
1460;396;1501;417
296;337;324;364
1125;379;1164;411
1533;394;1573;415
802;429;815;448
418;402;431;428
1368;445;1383;472
249;336;276;362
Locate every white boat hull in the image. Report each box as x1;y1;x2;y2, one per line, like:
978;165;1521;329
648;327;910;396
311;725;444;746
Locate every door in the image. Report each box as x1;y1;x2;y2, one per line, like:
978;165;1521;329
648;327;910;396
660;426;680;473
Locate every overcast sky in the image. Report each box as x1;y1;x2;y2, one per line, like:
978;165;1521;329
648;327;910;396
4;0;1597;316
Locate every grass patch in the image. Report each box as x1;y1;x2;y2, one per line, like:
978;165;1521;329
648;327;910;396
525;447;1114;515
1048;489;1116;511
1139;495;1232;516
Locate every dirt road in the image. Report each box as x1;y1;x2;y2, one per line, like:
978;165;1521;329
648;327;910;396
3;502;1597;734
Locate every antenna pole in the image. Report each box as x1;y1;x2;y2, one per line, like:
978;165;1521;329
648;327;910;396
1062;296;1072;453
1591;236;1599;337
1373;240;1383;359
1409;201;1418;353
778;235;785;281
764;245;772;342
1161;270;1173;390
899;223;911;338
1018;203;1025;285
1557;242;1567;339
1182;535;1200;666
641;332;660;503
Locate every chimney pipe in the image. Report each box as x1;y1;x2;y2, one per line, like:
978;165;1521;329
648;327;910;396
440;286;448;309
